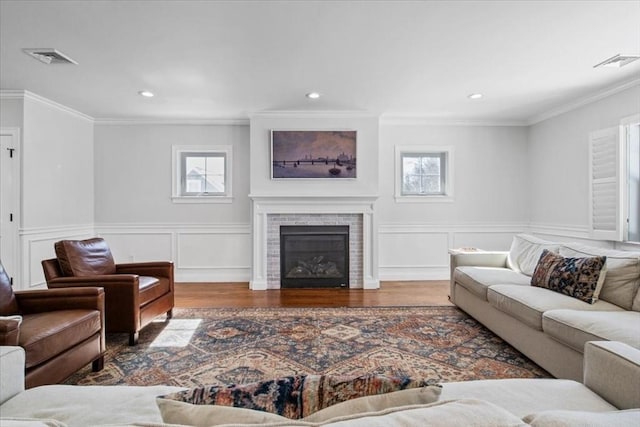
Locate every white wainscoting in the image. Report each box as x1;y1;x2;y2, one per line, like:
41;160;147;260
378;223;527;280
20;224;95;290
95;223;252;282
22;222;533;287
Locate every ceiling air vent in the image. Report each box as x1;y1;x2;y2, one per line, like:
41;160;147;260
23;48;78;65
593;54;639;68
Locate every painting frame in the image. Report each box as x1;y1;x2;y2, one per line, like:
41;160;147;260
270;130;357;180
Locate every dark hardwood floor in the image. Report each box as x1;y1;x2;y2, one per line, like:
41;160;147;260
174;281;453;308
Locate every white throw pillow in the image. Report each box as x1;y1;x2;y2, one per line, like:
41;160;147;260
192;399;527;427
157;386;443;426
507;234;560;276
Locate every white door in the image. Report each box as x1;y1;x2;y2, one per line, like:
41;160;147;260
0;128;20;287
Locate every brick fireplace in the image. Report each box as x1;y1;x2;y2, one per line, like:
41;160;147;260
249;195;379;290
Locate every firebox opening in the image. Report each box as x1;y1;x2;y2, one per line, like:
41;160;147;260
280;225;349;288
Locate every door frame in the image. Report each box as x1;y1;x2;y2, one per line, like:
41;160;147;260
0;127;21;287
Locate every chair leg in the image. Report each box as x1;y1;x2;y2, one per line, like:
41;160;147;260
129;332;139;346
92;356;104;372
167;309;173;319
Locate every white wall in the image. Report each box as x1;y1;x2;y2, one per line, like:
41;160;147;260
16;94;95;288
0;98;23;127
528;83;640;244
378;124;530;279
93;123;251;281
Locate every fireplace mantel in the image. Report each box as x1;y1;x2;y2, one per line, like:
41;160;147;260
249;194;379;290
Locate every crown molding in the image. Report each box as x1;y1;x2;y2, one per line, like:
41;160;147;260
94;117;249;126
379;115;527;127
527;78;640;125
250;110;379;120
0;90;94;122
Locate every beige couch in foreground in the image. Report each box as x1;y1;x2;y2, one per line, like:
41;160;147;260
1;341;639;426
450;234;640;381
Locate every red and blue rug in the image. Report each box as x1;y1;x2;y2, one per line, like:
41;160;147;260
65;306;550;387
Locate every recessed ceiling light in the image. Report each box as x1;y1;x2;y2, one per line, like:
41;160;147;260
138;90;154;97
468;93;483;99
306;92;321;99
594;54;640;68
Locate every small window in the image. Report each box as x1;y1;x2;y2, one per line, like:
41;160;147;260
172;145;232;203
395;146;453;202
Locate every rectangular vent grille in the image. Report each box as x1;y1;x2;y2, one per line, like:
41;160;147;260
23;48;78;65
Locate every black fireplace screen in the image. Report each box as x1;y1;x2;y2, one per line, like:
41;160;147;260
280;225;349;288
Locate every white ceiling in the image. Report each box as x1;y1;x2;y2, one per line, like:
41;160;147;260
1;0;639;123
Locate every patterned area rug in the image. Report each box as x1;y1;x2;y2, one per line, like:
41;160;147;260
65;306;550;387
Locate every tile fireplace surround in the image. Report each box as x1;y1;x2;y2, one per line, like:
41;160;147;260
249;195;379;290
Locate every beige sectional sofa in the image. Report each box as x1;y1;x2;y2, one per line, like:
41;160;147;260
450;234;640;381
1;342;639;426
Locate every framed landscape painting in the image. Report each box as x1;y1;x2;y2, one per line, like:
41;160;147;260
271;130;357;179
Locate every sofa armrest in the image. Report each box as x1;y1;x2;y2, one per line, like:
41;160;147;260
0;346;25;405
583;341;640;410
449;251;509;283
15;287;105;314
0;318;20;345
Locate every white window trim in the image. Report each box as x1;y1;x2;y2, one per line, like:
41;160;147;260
172;145;233;204
621;114;640;243
588;113;640;242
394;145;454;203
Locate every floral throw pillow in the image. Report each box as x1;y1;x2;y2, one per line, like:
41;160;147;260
531;249;607;304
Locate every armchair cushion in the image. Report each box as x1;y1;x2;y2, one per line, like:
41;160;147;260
139;276;170;306
54;238;116;277
20;309;102;369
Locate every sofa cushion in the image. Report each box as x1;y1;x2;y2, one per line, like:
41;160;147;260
559;243;640;311
0;384;184;426
543;310;640;352
487;285;623;331
531;249;607;304
54;238;117;277
524;409;640;427
440;378;616;418
19;310;101;368
507;234;561;276
454;267;530;301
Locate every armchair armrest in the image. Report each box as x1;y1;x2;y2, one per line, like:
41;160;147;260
116;261;174;280
0;318;20;345
15;287;105;314
584;341;640;410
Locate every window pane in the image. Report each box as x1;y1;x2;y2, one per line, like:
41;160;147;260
401;153;445;195
422;156;440;175
422;176;441;193
182;153;226;195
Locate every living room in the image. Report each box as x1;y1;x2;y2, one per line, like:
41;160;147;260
1;1;639;425
1;1;638;291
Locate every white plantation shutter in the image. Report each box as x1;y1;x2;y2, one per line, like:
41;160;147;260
589;127;624;241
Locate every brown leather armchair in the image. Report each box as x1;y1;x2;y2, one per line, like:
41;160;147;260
42;237;174;345
0;261;105;388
